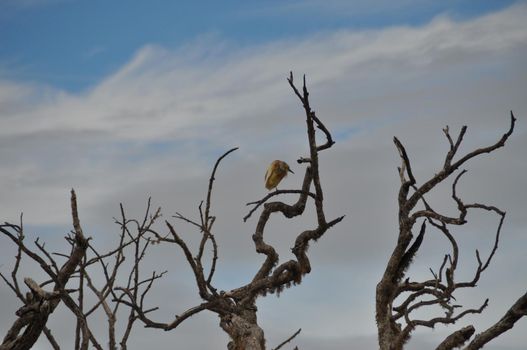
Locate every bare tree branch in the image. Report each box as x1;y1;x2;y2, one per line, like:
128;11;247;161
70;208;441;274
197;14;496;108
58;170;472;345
464;291;527;350
376;114;516;350
436;325;475;350
0;190;89;350
272;328;301;350
113;72;342;350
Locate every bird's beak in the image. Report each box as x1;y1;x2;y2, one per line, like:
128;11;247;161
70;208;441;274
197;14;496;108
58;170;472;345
288;169;294;174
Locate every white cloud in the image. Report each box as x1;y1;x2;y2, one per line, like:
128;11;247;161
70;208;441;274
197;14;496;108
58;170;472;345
0;3;524;225
2;4;526;142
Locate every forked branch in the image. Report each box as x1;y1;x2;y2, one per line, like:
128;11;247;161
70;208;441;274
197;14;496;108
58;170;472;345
114;73;343;350
0;190;89;350
376;113;518;350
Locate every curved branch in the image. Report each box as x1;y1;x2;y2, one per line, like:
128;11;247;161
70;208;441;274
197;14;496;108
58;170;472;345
465;291;527;350
244;189;317;222
436;325;475;350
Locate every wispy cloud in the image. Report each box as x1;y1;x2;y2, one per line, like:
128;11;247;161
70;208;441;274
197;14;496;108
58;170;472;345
2;4;526;140
82;46;105;60
235;0;521;24
0;3;525;224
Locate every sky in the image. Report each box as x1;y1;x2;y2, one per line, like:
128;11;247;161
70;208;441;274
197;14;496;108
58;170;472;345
0;1;526;349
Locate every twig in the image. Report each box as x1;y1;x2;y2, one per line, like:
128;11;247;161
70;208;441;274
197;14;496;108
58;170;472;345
272;328;301;350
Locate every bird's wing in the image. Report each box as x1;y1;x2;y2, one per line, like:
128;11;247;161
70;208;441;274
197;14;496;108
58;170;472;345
265;162;275;181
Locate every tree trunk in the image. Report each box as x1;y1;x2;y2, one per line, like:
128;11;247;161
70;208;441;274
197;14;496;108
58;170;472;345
376;280;404;350
220;309;265;350
0;307;50;350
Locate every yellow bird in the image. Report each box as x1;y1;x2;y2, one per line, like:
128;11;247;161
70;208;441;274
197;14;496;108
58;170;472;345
265;160;294;190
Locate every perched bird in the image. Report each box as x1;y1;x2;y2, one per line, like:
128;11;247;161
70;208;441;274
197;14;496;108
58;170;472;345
265;160;294;190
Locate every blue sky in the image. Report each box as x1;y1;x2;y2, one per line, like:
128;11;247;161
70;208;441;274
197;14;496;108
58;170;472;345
0;0;521;91
1;1;527;349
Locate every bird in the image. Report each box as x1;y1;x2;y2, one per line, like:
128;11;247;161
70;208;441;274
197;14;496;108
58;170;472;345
264;160;294;190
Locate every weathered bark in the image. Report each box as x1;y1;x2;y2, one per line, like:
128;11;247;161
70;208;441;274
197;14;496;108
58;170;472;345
1;310;50;350
376;115;516;350
220;309;265;350
436;325;475;350
114;73;342;349
376;278;404;350
464;291;527;349
0;190;89;350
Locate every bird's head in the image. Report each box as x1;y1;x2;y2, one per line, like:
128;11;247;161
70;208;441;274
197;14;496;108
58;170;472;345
282;161;294;174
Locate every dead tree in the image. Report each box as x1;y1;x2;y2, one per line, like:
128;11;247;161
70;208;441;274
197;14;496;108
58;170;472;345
0;190;89;350
0;73;340;350
0;191;163;350
376;113;527;350
2;74;524;350
115;72;343;350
